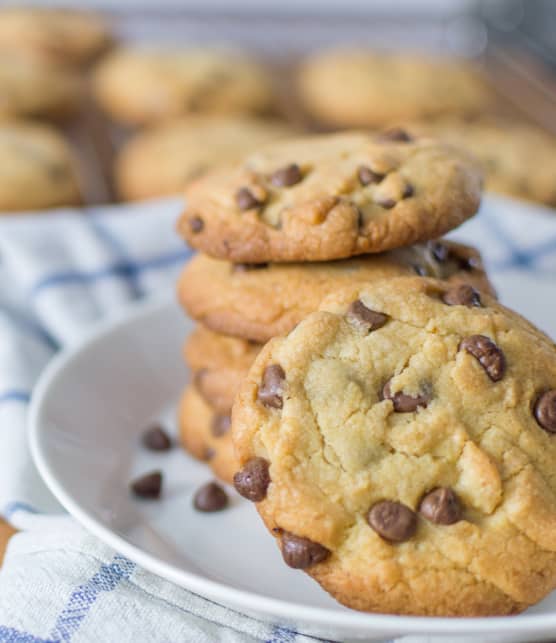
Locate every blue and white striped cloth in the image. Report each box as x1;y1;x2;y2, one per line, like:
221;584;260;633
0;195;555;643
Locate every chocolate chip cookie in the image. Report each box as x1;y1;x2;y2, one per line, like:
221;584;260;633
178;132;482;263
232;275;556;616
0;7;111;67
0;52;80;120
178;240;495;342
92;47;274;126
0;122;81;212
178;385;236;485
116;117;296;201
406;117;556;206
297;49;495;128
184;326;261;413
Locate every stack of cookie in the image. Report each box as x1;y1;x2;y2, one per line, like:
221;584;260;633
175;129;493;486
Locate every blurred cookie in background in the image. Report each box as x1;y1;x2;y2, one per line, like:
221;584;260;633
115;116;296;201
405;117;556;206
0;52;81;121
0;121;81;212
0;7;112;67
297;48;495;128
92;47;276;127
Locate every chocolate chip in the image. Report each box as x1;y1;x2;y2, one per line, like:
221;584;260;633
429;241;450;263
347;299;389;332
358;165;384;186
204;447;216;461
193;481;229;512
236;187;263;210
367;500;417;542
142;425;172;451
233;457;270;501
189;216;204;233
376;197;396;209
412;263;428;277
382;380;431;412
130;471;162;499
442;284;481;308
534;390;556;433
257;364;286;409
459;335;506;382
419;488;462;525
211;414;231;437
270;164;302;187
376;128;413;143
280;532;330;568
402;183;414;198
232;262;269;273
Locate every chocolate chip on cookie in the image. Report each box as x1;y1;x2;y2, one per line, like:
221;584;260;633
419;488;462;525
236;186;263;210
534;390;556;433
204;447;216;461
232;262;268;273
459;335;506;382
233;457;270;501
375;196;396;209
189;216;204;233
376;128;413;143
193;481;229;512
368;500;417;542
280;532;331;568
442;284;481;307
357;165;384;186
258;364;286;409
130;471;162;499
142;425;172;451
211;414;231;437
382;379;431;412
270;163;302;187
347;299;389;332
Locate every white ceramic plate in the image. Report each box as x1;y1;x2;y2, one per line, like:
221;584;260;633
28;293;556;642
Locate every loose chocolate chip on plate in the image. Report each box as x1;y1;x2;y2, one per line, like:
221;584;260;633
459;335;506;382
347;299;389;332
368;500;417;542
419;488;462;525
357;165;384;186
233;457;270;502
193;481;229;512
442;284;481;308
534;389;556;433
376;128;413;143
211;414;231;437
236;187;263;210
142;425;172;451
258;364;286;409
130;471;162;499
270;163;302;187
382;380;431;412
280;532;330;569
189;216;204;233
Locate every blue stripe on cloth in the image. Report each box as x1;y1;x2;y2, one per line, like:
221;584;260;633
266;625;297;642
0;390;31;405
86;217;143;300
0;625;55;643
48;554;135;642
29;248;191;298
0;304;58;351
481;213;536;269
2;501;38;520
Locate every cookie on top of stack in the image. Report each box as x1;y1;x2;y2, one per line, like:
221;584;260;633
175;129;490;487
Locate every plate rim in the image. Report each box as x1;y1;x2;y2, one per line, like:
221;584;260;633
28;295;556;636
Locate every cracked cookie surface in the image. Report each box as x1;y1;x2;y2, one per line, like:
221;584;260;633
232;276;556;616
296;49;495;128
0;121;81;212
92;47;274;126
178;240;495;342
178;132;482;263
184;326;261;413
178;385;236;485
